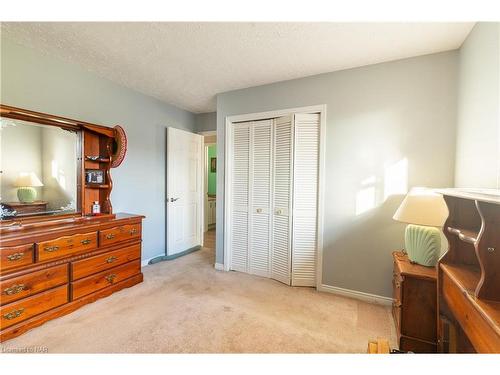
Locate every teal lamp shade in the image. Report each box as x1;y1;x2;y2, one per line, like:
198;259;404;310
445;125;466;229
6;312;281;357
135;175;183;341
15;172;44;203
393;188;449;267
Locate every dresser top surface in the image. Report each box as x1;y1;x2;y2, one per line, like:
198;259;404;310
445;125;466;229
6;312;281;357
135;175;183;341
0;213;144;243
393;251;437;280
438;188;500;205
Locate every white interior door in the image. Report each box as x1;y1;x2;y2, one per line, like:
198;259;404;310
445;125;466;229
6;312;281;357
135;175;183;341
166;127;203;256
271;115;294;285
230;123;250;272
249;120;273;277
291;113;320;286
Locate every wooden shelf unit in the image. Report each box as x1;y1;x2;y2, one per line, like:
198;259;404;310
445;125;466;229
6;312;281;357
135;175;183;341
83;131;113;215
438;189;500;353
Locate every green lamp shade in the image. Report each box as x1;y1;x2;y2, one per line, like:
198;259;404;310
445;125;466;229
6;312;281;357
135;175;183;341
17;187;38;203
405;224;441;266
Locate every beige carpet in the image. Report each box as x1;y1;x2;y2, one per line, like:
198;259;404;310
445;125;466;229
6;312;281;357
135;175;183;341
1;230;396;353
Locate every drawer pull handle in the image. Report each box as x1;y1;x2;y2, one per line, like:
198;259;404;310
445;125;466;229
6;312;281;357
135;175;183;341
3;308;24;320
129;228;138;235
44;246;60;252
105;233;115;240
6;252;24;261
3;284;26;296
487;247;495;253
106;256;118;263
393;301;402;308
81;239;92;245
105;274;117;283
395;281;400;288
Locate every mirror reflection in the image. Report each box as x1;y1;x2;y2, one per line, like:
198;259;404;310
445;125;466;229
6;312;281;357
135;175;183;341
0;117;79;218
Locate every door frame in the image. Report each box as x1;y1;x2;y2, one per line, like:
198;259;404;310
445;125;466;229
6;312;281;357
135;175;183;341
223;104;327;290
204;141;216;232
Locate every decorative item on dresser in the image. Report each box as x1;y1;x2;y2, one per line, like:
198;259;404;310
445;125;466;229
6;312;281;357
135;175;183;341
393;188;449;267
0;104;144;342
392;251;437;353
438;189;500;353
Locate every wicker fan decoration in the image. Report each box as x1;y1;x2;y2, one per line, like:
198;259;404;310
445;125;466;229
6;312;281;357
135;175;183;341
111;125;128;168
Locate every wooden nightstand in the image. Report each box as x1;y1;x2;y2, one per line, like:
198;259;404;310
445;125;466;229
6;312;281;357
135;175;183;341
392;251;437;353
3;201;48;215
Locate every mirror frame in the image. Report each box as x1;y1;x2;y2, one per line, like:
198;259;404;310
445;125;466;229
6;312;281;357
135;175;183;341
1;104;115;223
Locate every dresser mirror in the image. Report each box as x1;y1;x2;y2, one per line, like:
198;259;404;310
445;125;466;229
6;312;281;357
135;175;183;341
0;114;81;219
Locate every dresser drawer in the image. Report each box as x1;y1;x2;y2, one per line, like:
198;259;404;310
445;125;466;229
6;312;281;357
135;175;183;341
0;285;68;330
99;224;141;247
37;232;98;262
71;259;141;300
0;244;34;273
71;244;141;280
0;264;68;306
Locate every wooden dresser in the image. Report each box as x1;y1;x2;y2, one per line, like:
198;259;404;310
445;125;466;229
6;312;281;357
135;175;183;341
0;105;145;342
438;189;500;353
0;213;144;341
392;251;437;352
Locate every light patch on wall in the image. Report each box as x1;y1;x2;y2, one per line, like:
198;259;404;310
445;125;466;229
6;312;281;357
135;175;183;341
356;176;376;215
384;158;408;200
51;159;66;190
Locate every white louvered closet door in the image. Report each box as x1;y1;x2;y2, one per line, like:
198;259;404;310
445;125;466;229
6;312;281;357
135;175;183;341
271;115;294;285
292;113;320;287
230;123;250;272
249;120;273;277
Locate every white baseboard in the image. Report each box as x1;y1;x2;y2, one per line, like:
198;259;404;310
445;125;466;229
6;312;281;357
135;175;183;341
214;263;224;271
318;284;393;306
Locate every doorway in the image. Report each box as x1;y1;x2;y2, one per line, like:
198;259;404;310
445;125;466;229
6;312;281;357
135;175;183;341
201;131;217;234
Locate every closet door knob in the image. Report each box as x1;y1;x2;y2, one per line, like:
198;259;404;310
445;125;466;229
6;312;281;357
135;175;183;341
256;208;262;213
275;209;283;215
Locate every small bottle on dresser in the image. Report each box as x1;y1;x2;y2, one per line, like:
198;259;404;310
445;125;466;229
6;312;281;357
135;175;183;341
92;201;101;215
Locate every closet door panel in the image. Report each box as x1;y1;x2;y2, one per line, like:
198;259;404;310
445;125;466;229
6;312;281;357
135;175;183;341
292;113;320;287
271;115;293;285
230;124;250;272
249;121;272;277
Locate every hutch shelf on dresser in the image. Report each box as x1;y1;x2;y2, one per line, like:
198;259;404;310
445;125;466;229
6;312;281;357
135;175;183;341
438;189;500;353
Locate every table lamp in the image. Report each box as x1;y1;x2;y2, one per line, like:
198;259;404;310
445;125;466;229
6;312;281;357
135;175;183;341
393;188;449;267
15;172;44;203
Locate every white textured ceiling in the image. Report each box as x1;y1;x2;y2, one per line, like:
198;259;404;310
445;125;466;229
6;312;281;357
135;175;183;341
1;22;474;113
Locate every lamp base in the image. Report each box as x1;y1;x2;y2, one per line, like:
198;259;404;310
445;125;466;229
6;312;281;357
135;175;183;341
404;224;441;267
17;187;37;203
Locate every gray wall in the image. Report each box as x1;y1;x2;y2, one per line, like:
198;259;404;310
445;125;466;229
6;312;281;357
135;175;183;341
216;51;459;297
195;112;217;132
1;37;196;262
455;22;500;188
